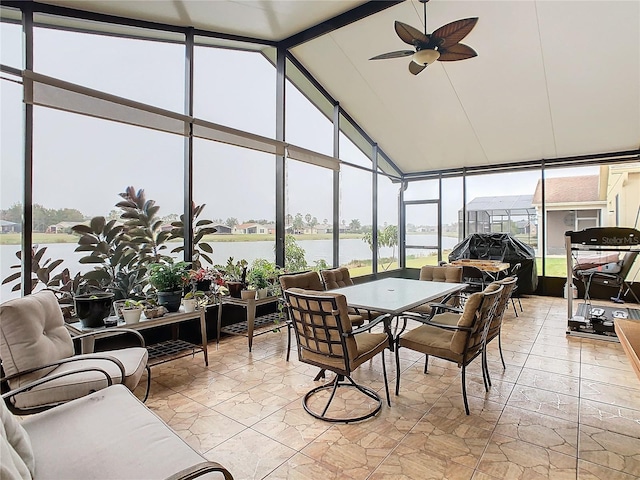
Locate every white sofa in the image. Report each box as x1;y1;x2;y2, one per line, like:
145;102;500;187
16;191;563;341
1;384;232;480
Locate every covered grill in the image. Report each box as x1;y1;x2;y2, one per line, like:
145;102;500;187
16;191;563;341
448;233;538;294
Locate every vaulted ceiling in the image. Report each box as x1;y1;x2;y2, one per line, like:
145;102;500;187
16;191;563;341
39;0;640;175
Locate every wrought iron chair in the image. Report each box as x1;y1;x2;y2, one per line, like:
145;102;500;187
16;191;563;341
395;283;502;415
284;288;391;422
483;276;517;382
408;265;464;317
508;262;524;315
0;290;150;414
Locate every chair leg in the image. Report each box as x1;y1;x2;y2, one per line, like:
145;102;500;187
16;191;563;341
481;349;491;391
381;350;390;406
394;340;401;396
424;355;429;374
511;297;519;317
498;330;506;370
517;297;523;313
285;322;292;362
142;365;151;403
461;365;470;415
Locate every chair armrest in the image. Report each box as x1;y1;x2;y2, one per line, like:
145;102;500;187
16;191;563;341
429;303;463;314
348;313;391;335
165;461;234;480
427;320;473;332
69;328;146;347
1;355;126;384
2;367;112;414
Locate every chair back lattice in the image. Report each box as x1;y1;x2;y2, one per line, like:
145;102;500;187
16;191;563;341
320;267;353;290
486;277;517;342
284;288;355;376
458;284;503;366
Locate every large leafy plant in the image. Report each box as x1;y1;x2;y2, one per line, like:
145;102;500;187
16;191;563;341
168;202;217;270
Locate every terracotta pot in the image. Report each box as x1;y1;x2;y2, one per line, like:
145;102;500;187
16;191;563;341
241;289;256;300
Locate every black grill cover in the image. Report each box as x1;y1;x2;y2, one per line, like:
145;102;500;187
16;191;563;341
448;233;538;294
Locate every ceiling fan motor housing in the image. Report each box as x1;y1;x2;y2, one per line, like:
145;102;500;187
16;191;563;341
413;48;440;65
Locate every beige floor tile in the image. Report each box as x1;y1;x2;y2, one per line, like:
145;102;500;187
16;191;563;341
580;363;640;391
578;459;640;480
212;387;292;427
477;433;577;479
579;425;640;477
516;368;581;397
507;385;579;422
263;453;345;479
408;412;493;468
300;424;400;479
580;380;640;411
368;442;475;480
204;428;296;480
579;399;640;438
494;405;578;456
523;354;581;378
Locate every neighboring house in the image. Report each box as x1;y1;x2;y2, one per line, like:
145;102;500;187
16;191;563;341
532;175;606;255
232;223;271;234
211;223;232;234
601;163;640;229
0;220;20;233
46;221;81;234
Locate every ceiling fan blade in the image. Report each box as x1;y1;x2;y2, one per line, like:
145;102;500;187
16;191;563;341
409;61;427;76
369;50;415;61
395;21;429;46
431;18;478;49
438;43;478;61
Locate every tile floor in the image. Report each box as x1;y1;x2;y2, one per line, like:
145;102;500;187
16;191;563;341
134;296;640;480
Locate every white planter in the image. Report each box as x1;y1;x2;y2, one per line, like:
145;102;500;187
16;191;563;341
183;298;198;313
241;289;256;300
122;308;142;325
257;288;269;299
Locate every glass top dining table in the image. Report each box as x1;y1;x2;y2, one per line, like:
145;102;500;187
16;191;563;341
328;277;468;316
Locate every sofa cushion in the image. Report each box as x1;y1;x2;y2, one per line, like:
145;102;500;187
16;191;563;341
21;385;215;480
0;291;73;387
1;397;35;479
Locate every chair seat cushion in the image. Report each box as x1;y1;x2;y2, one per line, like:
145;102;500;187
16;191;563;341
21;385;212;480
11;348;148;411
352;332;389;369
347;313;364;326
1;397;35;479
399;325;462;364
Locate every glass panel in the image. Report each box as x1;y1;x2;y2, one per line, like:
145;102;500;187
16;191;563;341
543;165;600;276
194;46;275;138
285;77;332;156
0;73;23;302
1;9;22;69
339;114;373;168
339;157;372;277
34;18;184;112
404;179;439;202
30;107;184;296
405;203;439;269
194;139;276;267
377;170;400;272
286;159;332;272
442;177;463;258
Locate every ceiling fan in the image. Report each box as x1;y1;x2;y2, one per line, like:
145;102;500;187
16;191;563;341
369;0;478;76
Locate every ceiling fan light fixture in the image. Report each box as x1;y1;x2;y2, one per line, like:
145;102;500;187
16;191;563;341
412;49;440;66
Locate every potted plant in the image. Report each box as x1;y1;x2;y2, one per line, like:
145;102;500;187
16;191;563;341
247;266;270;299
74;291;115;328
183;290;207;312
122;299;143;324
221;257;247;298
147;261;190;312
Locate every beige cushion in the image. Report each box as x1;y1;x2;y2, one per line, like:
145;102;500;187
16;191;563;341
398;325;462;364
279;271;324;291
0;291;74;387
21;385;217;480
11;348;148;411
1;398;35;479
419;265;463;283
321;267;353;289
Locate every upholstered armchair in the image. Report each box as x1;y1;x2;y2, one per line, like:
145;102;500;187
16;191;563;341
408;265;463;317
0;290;150;414
395;283;503;415
284;287;391;422
320;267;382;321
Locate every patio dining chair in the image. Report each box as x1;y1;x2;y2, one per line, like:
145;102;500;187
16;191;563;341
284;288;391;422
320;267;382;321
0;290;150;415
407;265;463;317
395;283;502;415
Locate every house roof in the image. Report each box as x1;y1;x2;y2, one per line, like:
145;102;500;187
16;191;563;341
0;220;18;226
532;175;601;205
466;195;535;216
36;1;640;175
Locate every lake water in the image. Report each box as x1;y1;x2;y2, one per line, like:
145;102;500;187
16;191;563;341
0;235;457;301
